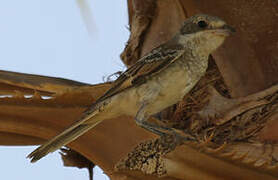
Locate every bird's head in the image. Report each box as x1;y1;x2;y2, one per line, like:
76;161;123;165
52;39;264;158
176;14;235;54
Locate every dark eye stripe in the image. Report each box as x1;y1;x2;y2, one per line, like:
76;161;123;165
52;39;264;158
198;21;208;28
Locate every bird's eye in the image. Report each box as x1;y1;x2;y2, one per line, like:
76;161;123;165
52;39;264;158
198;20;208;28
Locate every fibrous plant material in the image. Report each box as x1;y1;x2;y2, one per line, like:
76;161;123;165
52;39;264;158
115;136;181;177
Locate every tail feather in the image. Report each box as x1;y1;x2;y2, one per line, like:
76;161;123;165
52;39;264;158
27;113;104;163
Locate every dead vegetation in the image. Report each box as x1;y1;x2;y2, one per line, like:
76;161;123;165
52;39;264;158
0;0;277;179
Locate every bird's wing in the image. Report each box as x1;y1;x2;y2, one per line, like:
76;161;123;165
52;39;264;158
97;46;185;102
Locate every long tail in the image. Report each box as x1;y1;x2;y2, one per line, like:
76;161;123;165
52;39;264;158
27;106;103;163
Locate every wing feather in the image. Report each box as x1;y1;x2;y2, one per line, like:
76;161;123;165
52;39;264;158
97;47;184;101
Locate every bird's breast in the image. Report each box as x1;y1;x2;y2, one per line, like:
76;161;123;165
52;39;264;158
142;58;207;115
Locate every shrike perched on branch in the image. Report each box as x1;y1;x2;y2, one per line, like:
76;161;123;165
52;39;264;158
28;14;235;162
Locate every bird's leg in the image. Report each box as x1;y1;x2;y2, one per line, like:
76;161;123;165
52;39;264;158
135;88;195;141
135;102;173;136
135;102;194;143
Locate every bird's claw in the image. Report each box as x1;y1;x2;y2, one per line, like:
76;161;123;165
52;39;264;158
138;121;194;142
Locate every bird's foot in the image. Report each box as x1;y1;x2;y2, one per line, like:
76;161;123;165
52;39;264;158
137;121;194;142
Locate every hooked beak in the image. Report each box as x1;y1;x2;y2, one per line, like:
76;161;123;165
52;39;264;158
211;24;236;36
222;24;236;34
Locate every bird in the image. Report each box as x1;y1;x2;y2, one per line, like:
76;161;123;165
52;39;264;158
27;14;235;162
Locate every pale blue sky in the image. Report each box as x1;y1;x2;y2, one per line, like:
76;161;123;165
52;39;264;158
0;0;129;179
